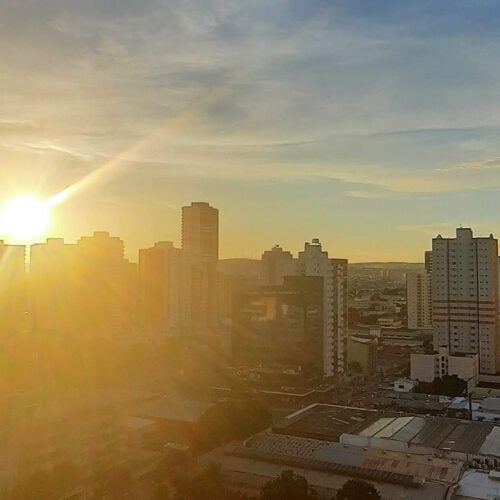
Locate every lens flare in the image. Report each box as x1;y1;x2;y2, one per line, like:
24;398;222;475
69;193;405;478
0;196;51;242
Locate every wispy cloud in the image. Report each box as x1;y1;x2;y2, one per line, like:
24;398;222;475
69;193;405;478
436;156;500;172
6;141;97;161
344;190;392;199
0;119;40;133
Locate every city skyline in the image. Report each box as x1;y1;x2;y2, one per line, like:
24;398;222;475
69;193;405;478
2;1;500;262
2;214;498;265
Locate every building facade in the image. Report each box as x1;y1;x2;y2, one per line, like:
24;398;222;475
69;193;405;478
77;231;135;338
432;228;499;374
406;270;432;330
182;202;219;334
261;245;296;285
30;233;135;338
411;348;478;383
0;241;26;336
30;238;79;336
232;276;324;390
139;241;191;336
296;239;348;380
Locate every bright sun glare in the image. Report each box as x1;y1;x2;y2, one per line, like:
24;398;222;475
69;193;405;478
0;196;52;242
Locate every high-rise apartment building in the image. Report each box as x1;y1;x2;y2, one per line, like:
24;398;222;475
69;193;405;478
182;202;218;262
30;233;135;338
0;241;26;336
261;245;296;285
182;202;219;334
407;270;432;330
139;241;190;336
30;238;79;336
77;231;134;338
296;239;348;380
425;250;433;273
432;228;499;374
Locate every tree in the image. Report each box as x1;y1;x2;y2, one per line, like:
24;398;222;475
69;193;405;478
174;463;226;500
414;374;466;397
260;470;317;500
335;479;381;500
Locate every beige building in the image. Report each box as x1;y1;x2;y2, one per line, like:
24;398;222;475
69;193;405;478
261;245;296;285
139;241;191;336
182;202;219;334
432;228;499;374
0;241;26;336
30;238;79;336
297;239;348;380
30;233;135;338
77;231;135;338
347;335;378;374
407;270;432;330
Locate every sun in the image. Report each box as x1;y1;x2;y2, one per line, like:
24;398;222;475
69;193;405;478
0;196;52;243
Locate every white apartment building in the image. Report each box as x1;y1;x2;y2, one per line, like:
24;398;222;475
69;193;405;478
407;270;432;330
432;228;499;375
296;239;348;380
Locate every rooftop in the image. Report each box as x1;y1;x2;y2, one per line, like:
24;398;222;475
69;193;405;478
455;470;500;500
355;415;498;455
481;397;500;413
274;404;376;442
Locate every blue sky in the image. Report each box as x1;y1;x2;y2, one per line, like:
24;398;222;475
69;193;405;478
1;0;500;260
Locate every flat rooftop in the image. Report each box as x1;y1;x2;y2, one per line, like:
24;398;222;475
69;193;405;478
233;430;462;484
357;415;497;455
274;404;376;441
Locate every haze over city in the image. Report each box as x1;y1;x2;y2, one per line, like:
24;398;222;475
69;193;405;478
5;2;500;499
2;0;500;261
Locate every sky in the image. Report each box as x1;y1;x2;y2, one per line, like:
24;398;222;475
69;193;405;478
1;0;500;262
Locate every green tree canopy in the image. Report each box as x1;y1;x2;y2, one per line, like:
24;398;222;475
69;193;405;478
335;479;381;500
174;463;248;500
260;470;317;500
197;399;272;450
414;374;466;397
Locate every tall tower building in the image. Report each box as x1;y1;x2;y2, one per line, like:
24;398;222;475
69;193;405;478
182;202;218;262
261;245;296;285
296;239;348;380
432;228;499;374
0;241;26;336
407;270;432;330
182;202;219;334
139;241;191;336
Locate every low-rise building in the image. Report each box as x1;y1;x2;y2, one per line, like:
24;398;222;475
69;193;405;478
411;347;478;383
347;335;378;374
200;404;465;500
394;378;416;393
